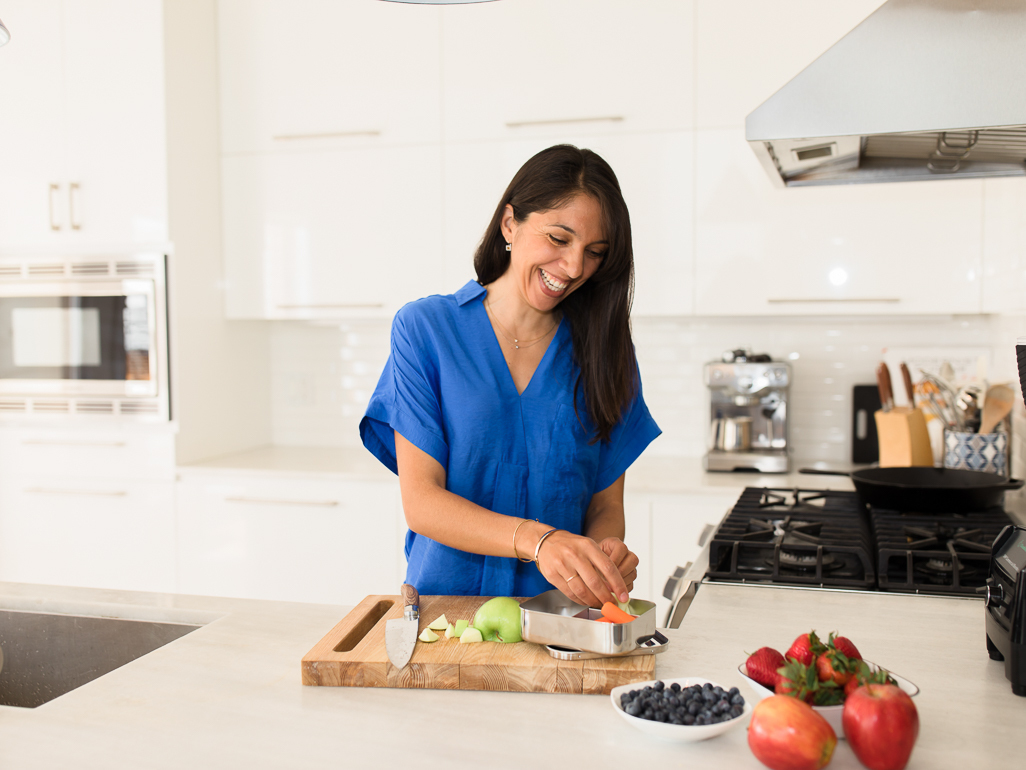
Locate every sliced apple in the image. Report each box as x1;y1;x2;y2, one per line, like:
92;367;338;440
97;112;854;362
453;619;470;638
418;628;439;643
444;623;457;639
458;627;484;644
427;614;449;631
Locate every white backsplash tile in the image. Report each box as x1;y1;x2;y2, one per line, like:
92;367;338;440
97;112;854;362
269;312;1022;469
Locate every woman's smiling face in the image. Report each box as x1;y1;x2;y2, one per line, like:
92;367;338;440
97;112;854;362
500;193;608;312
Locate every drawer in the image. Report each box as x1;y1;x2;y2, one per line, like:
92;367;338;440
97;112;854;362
176;475;403;605
0;476;175;592
0;426;176;480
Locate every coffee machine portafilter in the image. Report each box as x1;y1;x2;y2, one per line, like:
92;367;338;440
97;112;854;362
704;349;791;473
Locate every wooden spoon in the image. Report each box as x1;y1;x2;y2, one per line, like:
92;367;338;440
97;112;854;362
979;383;1015;434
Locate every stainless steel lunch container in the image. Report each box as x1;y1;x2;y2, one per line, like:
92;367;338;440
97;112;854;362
519;590;658;656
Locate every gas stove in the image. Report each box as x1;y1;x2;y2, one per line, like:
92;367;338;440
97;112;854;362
704;486;1015;596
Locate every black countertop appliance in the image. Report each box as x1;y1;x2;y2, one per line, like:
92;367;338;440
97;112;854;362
983;524;1026;696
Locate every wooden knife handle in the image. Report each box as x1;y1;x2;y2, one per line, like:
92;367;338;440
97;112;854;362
877;363;893;411
401;583;419;610
900;362;915;404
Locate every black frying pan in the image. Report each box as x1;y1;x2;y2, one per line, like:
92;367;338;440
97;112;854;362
799;466;1024;513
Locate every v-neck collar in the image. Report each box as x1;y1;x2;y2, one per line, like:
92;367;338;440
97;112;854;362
472;290;566;399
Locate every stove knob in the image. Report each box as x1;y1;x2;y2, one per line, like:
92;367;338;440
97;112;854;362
978;582;1004;608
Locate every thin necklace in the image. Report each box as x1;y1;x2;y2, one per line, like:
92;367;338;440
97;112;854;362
484;299;558;350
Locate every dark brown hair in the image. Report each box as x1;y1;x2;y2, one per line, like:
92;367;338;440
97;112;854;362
474;144;637;442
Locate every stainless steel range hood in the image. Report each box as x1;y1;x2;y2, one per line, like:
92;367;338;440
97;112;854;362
746;0;1026;187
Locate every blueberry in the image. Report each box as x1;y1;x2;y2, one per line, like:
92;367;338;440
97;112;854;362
668;696;680;707
728;687;740;698
700;709;712;719
670;682;681;692
682;712;696;726
670;717;683;726
626;702;641;717
643;686;652;694
653;680;665;692
629;689;638;698
703;689;717;702
713;686;724;696
688;701;701;715
703;682;714;691
731;694;745;706
730;706;743;718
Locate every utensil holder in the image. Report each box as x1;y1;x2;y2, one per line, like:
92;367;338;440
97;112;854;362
875;407;933;467
944;430;1008;475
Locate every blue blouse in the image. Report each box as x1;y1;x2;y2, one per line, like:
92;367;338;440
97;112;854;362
360;281;661;598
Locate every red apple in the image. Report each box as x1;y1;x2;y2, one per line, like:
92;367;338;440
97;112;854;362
748;694;837;770
842;683;919;770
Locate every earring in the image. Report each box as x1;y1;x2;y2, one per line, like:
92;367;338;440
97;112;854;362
505;243;511;252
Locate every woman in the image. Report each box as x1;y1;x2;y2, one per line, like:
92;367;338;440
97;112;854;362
361;144;660;607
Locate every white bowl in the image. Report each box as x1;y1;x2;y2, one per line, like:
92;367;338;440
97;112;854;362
610;676;753;743
737;661;920;739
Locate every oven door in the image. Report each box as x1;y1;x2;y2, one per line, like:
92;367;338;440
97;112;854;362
0;279;158;398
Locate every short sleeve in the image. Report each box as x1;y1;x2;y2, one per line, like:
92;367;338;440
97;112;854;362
360;306;450;474
594;375;661;492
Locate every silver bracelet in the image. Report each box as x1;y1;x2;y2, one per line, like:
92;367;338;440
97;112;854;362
533;528;560;564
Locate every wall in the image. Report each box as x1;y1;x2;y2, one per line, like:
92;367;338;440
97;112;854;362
267;311;1021;466
164;0;273;464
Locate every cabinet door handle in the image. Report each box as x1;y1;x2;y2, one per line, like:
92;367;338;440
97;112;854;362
767;298;901;304
22;439;127;447
224;496;340;507
48;183;61;230
505;116;624;129
26;487;128;497
69;182;82;230
276;303;384;310
272;130;381;142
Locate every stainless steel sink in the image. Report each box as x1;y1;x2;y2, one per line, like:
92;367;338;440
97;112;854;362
0;609;200;708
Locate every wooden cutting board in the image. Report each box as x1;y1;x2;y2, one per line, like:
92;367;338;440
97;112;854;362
301;595;656;694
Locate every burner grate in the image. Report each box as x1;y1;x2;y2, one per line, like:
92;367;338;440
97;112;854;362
706;487;875;589
873;508;1012;595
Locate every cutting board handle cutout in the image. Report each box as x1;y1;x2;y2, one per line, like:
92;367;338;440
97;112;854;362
333;599;394;652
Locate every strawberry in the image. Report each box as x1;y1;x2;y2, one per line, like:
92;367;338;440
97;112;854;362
815;649;856;686
785;631;823;666
775;658;844;706
745;647;786;689
830;634;862;661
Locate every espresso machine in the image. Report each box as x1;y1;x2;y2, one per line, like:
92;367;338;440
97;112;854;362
704;348;791;473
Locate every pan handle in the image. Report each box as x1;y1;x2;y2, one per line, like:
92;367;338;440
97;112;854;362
1000;478;1025;491
798;468;854;478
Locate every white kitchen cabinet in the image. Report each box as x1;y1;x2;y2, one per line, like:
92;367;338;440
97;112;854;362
0;0;167;252
441;0;694;143
693;129;984;316
222;146;444;320
442;132;695;316
982;178;1026;313
217;0;442;155
0;476;175;592
176;474;403;605
695;0;887;129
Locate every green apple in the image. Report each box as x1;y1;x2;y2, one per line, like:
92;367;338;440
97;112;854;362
453;619;470;638
444;623;457;639
472;597;523;643
427;614;449;631
458;627;483;644
418;628;439;643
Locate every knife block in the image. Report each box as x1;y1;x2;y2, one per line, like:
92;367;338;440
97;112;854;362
875;407;934;467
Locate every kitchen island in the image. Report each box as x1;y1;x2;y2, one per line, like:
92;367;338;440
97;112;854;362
0;580;1021;768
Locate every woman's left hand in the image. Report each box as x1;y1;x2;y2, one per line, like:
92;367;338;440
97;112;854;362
597;537;638;595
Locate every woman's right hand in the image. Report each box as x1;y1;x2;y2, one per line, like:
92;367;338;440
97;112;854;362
532;529;632;608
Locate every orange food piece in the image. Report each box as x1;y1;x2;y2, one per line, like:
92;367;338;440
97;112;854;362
594;616;616;623
600;602;635;624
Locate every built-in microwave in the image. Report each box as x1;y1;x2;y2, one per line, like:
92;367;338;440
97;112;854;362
0;254;169;420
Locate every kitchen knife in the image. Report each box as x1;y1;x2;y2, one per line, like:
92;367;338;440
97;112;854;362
385;583;419;669
899;362;915;406
876;363;894;412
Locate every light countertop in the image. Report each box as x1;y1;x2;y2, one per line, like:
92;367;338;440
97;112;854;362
178;445;860;494
0;581;1021;768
